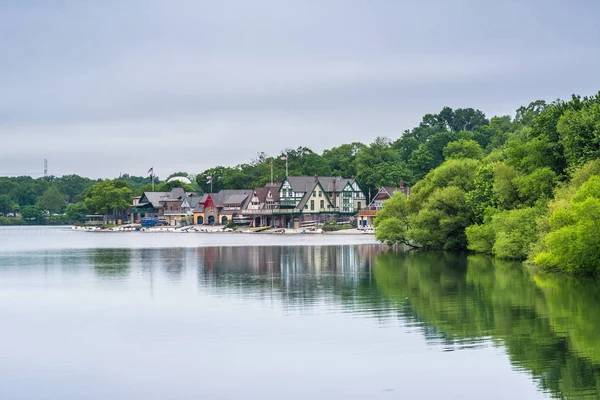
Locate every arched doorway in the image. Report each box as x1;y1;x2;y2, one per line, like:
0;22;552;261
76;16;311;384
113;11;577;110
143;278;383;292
221;216;228;225
197;215;204;225
208;215;215;225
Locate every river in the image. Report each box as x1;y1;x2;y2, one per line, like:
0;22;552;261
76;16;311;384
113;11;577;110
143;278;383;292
1;226;598;399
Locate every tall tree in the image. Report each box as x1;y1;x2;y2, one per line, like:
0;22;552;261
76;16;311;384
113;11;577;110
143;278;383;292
84;180;133;222
37;186;68;221
0;194;15;215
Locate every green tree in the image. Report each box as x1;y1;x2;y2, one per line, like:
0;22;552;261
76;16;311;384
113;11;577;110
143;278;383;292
0;194;15;215
534;175;600;275
408;186;474;250
84;180;133;222
20;205;45;224
466;164;498;223
467;207;541;259
513;167;557;206
55;174;95;203
65;202;88;223
373;193;413;246
557;99;600;170
443;139;484;160
37;186;68;221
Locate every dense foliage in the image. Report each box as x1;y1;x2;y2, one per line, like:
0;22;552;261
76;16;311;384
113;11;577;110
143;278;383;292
375;91;600;276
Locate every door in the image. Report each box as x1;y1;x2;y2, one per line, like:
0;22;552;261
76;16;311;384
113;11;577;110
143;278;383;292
221;216;228;225
197;216;203;225
208;216;215;225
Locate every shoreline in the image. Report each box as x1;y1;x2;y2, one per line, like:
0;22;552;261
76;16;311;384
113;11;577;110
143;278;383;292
70;225;376;236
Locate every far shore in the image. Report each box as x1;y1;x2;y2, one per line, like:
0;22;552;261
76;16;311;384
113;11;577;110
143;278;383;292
70;225;375;236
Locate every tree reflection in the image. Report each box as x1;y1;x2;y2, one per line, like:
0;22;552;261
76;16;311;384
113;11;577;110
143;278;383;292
194;245;600;399
372;251;600;399
92;248;131;278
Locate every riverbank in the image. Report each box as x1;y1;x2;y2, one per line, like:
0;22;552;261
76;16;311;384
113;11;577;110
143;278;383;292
70;225;375;236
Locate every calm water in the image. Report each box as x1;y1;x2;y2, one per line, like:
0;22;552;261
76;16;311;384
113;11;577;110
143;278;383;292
1;227;599;399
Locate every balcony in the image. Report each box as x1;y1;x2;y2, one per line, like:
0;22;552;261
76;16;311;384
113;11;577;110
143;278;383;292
243;209;274;215
279;199;297;207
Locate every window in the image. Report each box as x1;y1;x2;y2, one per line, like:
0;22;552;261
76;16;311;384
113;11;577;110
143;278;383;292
318;191;322;197
304;205;308;209
313;192;316;197
310;200;314;210
357;202;362;210
320;200;324;209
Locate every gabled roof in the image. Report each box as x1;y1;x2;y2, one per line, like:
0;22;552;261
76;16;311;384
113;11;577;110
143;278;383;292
139;188;192;208
222;194;250;205
192;194;209;212
283;176;351;193
297;182;318;209
185;195;203;209
296;181;335;210
212;190;252;207
267;187;280;202
251;187;269;203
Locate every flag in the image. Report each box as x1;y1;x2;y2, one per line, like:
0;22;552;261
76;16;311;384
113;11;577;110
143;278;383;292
147;167;153;174
280;155;287;161
206;175;212;182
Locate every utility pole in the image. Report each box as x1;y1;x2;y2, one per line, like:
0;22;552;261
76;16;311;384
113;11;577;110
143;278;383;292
43;159;48;178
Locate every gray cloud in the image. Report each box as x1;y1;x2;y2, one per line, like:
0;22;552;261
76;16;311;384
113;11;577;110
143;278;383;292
1;0;599;178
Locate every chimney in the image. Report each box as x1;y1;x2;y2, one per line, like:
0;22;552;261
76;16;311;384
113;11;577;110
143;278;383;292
314;174;318;182
400;179;404;189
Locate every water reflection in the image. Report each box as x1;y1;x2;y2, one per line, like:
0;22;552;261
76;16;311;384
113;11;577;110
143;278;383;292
1;244;599;399
92;248;131;278
193;247;600;399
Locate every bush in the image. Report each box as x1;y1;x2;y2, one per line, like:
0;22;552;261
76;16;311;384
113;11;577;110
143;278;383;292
0;216;24;226
533;176;600;275
466;207;541;259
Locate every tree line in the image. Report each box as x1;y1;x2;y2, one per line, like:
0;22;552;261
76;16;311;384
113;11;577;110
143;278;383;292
375;91;600;276
3;89;600;276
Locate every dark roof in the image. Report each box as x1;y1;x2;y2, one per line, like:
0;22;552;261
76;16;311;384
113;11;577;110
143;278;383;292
268;187;280;202
284;176;351;193
223;194;250;205
192;194;209;212
252;187;270;203
296;182;318;209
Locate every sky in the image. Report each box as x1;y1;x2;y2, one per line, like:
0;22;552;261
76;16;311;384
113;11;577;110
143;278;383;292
1;0;599;179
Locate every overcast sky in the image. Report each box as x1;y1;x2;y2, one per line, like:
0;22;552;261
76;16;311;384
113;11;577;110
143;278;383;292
1;0;599;178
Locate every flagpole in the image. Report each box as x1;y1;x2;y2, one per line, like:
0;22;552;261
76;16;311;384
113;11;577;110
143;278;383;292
152;172;155;191
270;161;273;187
285;154;288;177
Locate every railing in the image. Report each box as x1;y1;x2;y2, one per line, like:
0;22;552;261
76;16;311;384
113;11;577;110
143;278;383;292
243;209;274;215
163;209;187;215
